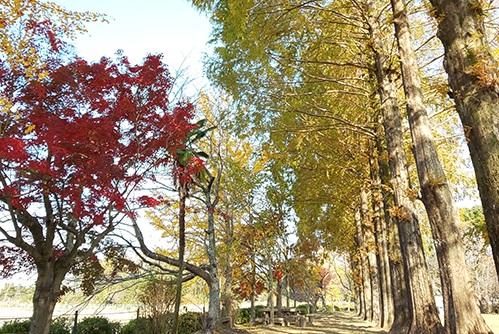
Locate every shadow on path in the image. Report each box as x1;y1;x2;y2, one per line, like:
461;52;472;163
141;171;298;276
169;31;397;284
239;312;387;334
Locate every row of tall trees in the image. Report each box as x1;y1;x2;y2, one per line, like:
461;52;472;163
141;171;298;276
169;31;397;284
191;0;498;333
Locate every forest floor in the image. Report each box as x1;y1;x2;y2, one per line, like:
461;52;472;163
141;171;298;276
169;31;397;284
235;312;386;334
228;312;499;334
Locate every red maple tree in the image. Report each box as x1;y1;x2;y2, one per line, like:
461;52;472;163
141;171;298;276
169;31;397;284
0;54;198;333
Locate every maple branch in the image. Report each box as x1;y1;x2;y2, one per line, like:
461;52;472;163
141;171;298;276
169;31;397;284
131;216;211;283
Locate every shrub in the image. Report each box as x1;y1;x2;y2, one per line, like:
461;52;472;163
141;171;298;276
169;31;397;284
120;318;151;334
77;316;119;334
235;308;251;324
139;278;175;334
0;319;31;334
0;318;70;334
296;304;309;315
178;312;202;334
50;318;71;334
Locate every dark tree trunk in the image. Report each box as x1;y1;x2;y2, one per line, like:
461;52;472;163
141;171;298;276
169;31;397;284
390;0;492;333
30;264;66;334
172;186;187;334
376;134;410;333
355;209;368;320
370;144;392;328
428;0;499;282
250;250;256;324
360;190;377;321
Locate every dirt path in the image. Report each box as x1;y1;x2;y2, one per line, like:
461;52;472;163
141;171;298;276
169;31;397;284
238;312;387;334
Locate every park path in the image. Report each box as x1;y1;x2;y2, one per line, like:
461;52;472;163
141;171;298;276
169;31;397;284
240;312;387;334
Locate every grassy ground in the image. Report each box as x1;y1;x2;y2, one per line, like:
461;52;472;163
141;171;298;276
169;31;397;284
232;312;499;334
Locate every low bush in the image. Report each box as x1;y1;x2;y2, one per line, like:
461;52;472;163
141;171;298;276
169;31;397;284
120;318;150;334
0;318;70;334
49;318;71;334
235;308;251;324
296;304;310;315
0;320;31;334
77;316;119;334
178;312;202;334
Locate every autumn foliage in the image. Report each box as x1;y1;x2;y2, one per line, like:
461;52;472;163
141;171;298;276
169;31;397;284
0;54;198;276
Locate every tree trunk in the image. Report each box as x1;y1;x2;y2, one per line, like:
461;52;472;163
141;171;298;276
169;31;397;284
366;5;444;332
172;186;187;334
428;0;499;281
268;261;275;325
250;250;256;324
30;264;66;334
360;189;376;323
355;209;368;320
276;279;283;314
370;145;392;328
376;134;410;333
221;217;234;327
207;277;221;331
206;201;221;332
390;1;492;333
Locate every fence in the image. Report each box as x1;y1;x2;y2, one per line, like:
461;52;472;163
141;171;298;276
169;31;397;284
0;308;140;333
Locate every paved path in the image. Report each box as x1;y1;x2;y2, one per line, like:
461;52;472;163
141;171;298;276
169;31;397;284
241;312;387;334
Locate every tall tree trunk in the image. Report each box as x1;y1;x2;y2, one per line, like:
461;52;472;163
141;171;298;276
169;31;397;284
206;200;221;331
355;208;368;320
172;186;187;334
250;250;256;324
276;279;283;314
370;144;392;328
428;0;499;281
376;134;410;333
221;217;234;327
390;1;492;333
207;277;221;332
360;189;377;323
30;264;66;334
268;260;275;325
365;4;443;332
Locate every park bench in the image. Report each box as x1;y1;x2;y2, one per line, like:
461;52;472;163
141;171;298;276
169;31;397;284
273;317;286;326
285;314;307;327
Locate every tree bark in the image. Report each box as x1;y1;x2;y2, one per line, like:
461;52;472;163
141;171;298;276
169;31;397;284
355;208;368;320
360;189;376;323
221;217;234;327
370;144;392;328
172;185;187;334
428;0;499;281
365;4;444;333
276;279;283;314
268;260;275;325
250;250;256;324
376;134;410;333
390;0;493;333
206;200;221;331
30;264;66;334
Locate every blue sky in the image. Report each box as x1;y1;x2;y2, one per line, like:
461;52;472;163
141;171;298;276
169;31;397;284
53;0;212;93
